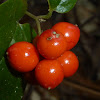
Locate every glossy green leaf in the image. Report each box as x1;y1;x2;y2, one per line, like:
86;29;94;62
0;0;27;60
48;0;77;13
0;23;31;100
0;21;17;60
47;0;61;10
0;57;23;100
10;23;32;45
0;0;27;27
55;0;77;13
0;0;32;100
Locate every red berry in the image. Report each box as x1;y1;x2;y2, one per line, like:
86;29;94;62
57;51;79;77
7;41;39;72
32;36;45;61
35;60;64;89
52;22;80;50
37;29;67;59
32;35;39;48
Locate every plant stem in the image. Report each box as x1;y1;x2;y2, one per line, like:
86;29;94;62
25;11;42;35
25;11;37;20
37;10;53;19
35;19;42;35
25;10;53;35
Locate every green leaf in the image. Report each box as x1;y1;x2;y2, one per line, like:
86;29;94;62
0;22;32;100
47;0;61;10
0;21;17;60
0;57;23;100
48;0;77;13
0;0;27;27
0;0;32;100
10;23;32;45
0;0;27;60
55;0;77;13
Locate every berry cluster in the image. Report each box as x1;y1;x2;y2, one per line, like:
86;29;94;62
6;22;80;89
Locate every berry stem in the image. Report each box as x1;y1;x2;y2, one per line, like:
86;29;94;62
37;10;53;19
35;18;42;36
25;10;53;35
25;11;37;20
25;11;42;35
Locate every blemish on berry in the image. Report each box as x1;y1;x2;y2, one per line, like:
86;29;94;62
53;31;57;35
47;37;52;40
56;34;60;38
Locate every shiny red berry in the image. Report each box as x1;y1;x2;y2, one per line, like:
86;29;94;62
35;60;64;89
52;22;80;50
57;51;79;77
7;41;39;72
37;29;67;59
